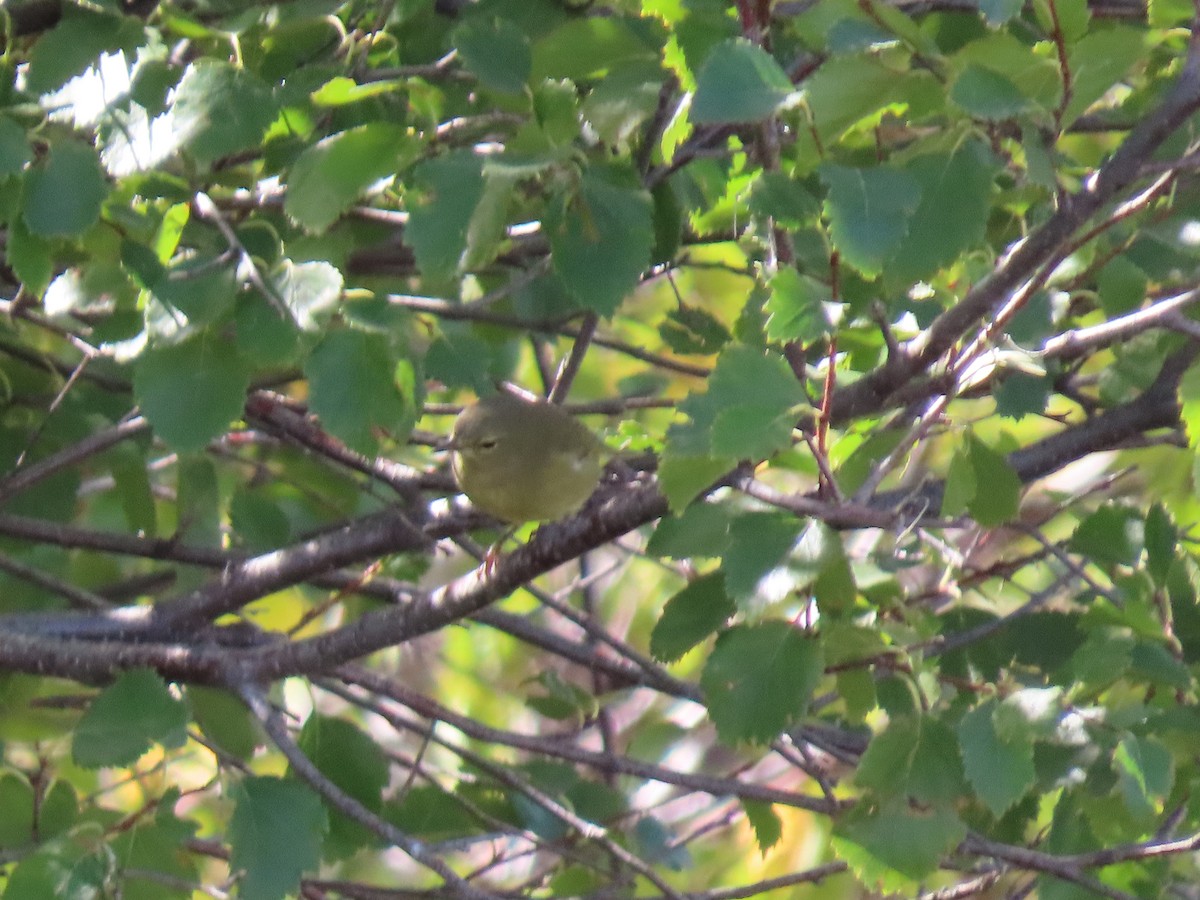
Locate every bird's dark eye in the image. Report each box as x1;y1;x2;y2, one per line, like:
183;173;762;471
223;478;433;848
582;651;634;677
478;439;498;450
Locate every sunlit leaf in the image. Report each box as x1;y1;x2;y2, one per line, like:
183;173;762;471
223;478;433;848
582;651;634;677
170;60;277;163
285;124;407;233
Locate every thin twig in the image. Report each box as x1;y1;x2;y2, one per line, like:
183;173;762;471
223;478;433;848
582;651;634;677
0;415;150;505
238;685;496;900
548;312;597;404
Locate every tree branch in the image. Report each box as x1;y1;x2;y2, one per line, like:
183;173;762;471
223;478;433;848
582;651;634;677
830;28;1200;425
237;685;496;900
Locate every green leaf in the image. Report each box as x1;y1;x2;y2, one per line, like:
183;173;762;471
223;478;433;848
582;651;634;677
1007;290;1052;344
1144;504;1176;588
270;259;344;331
530;16;657;82
152;258;238;326
111;797;198;899
690;39;795;125
304;329;410;454
749;171;820;227
121;238;165;290
406;152;486;281
532;78;581;145
825;17;893;54
454;17;531;94
958;699;1035;817
1113;734;1173;824
22;140;110;238
650;572;735;662
383;785;478;840
230;489;292;551
656;452;735;511
178;456;221;548
950;64;1035;120
820;163;921;278
581;65;663;146
25;9;143;95
994;372;1050;420
133;339;251;453
633;816;692;870
1042;0;1090;40
951;34;1061;113
674;344;805;460
832;800;966;892
862;0;940;55
4;848;107;900
651;179;683;263
1063;27;1145;125
526;670;598;721
1008;612;1086;671
235;294;300;365
548;167;653;316
856;716;966;804
1130;640;1192;690
723;512;804;603
712;404;798;460
794;520;856;612
823;620;889;666
837;430;905;496
425;324;507;396
190;687;260;761
945;434;1021;526
659;304;732;355
804;52;939;142
701;621;823;744
0;116;32;177
285;124;407;233
742;800;782;855
170;60;278;164
1070;628;1134;686
72;670;189;768
765;268;833;343
980;0;1024;24
38;781;77;842
885;140;997;287
1070;504;1143;568
1037;794;1104;900
994;686;1064;743
1149;0;1194;26
256;17;342;79
1097;256;1148;316
7;219;53;297
310;76;404;106
646;501;734;559
0;773;34;848
230;777;327;900
837;669;876;723
296;714;390;858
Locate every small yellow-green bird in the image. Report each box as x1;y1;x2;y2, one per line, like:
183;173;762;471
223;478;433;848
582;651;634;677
450;393;606;523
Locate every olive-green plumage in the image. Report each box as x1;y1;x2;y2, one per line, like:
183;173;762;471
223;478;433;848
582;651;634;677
451;393;606;523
